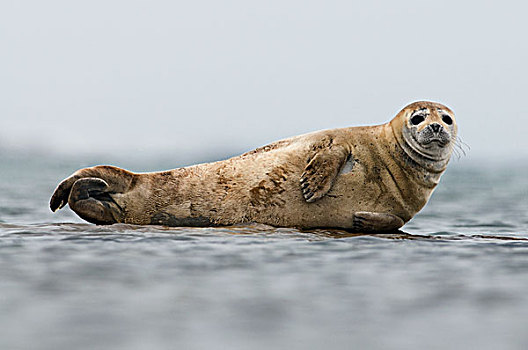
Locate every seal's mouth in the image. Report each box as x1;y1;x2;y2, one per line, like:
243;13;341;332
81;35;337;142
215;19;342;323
411;133;449;148
401;124;454;163
422;138;448;147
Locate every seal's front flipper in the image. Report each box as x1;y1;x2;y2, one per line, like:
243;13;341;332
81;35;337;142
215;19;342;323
68;177;123;225
300;137;349;203
352;211;404;233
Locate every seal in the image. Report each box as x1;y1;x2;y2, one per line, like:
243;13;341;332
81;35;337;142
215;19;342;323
50;101;457;232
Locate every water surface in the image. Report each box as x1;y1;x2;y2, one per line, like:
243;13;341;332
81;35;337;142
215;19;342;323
1;153;527;350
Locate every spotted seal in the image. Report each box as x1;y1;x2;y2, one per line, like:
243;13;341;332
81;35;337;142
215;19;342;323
50;101;457;232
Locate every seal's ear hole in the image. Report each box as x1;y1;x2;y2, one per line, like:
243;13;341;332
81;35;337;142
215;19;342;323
442;115;453;125
410;115;425;125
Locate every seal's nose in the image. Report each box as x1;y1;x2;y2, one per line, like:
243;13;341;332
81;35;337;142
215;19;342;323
430;123;441;133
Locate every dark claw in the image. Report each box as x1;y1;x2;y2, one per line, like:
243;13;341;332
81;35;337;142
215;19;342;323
50;175;81;212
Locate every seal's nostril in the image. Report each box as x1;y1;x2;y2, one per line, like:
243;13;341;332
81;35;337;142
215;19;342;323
431;123;441;133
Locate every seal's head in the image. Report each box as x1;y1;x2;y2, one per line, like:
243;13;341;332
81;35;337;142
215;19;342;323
391;101;457;171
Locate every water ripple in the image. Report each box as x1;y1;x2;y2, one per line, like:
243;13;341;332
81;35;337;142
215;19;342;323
1;223;527;244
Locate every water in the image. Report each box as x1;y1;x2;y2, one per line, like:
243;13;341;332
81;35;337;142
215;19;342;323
1;152;527;350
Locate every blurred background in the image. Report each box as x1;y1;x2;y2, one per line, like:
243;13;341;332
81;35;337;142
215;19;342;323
1;0;527;167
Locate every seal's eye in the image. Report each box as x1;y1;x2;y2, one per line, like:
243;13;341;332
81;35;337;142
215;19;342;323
442;115;453;125
410;115;425;125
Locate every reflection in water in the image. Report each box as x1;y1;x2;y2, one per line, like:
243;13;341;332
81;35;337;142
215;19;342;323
2;222;528;242
309;229;528;241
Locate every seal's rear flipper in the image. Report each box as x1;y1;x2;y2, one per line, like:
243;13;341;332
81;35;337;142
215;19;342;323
50;165;136;224
50;174;82;212
67;177;123;225
352;211;404;233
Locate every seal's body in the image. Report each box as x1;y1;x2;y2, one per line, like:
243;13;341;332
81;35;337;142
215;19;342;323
50;101;457;232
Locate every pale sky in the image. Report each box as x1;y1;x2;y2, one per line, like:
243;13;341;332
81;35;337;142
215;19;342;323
1;0;527;162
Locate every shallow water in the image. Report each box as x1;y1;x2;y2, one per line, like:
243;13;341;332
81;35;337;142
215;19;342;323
1;152;527;350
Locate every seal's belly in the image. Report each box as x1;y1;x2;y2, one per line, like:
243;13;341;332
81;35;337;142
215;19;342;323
144;158;410;229
290;174;401;228
333;172;402;212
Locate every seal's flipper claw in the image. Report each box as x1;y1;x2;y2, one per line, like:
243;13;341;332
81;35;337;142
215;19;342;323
300;137;349;203
352;212;404;233
50;175;81;212
68;177;123;225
